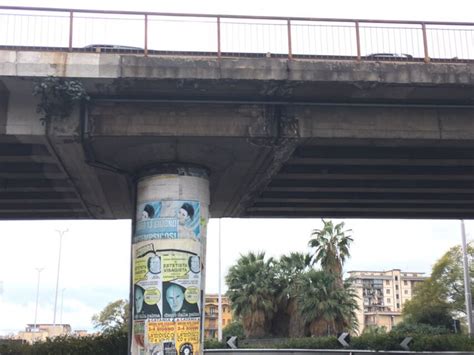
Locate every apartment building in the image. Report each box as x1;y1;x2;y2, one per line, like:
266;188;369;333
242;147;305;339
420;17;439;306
204;294;233;339
348;269;426;334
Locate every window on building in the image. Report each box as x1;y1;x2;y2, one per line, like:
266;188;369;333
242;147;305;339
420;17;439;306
397;303;400;309
395;276;398;281
385;280;390;285
404;280;408;286
395;285;399;290
386;289;390;294
387;298;391;303
396;294;399;299
404;290;408;295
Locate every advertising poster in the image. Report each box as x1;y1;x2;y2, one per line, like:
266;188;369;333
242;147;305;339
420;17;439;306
134;243;163;321
161;250;201;319
133;321;145;348
146;319;201;355
176;319;200;354
133;240;201;321
134;200;201;242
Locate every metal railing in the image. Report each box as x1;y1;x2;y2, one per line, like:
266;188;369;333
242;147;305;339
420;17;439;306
1;6;473;62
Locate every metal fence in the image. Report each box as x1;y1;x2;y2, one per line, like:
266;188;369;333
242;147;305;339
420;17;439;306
0;6;473;62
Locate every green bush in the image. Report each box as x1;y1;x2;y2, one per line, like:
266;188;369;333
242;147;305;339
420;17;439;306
391;321;451;336
204;339;226;349
280;336;340;349
222;321;246;340
0;331;127;355
351;333;403;350
2;332;473;352
409;335;474;352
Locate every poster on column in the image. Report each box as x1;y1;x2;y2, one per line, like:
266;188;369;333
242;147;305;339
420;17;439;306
133;242;162;320
134;200;201;243
146;319;201;355
133;240;201;321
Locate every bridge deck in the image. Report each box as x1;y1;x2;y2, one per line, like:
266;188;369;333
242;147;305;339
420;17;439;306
1;50;474;219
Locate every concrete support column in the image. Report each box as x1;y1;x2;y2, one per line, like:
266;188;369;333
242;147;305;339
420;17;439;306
131;166;209;355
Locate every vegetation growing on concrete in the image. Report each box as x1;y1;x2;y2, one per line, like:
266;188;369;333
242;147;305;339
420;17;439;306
33;77;89;125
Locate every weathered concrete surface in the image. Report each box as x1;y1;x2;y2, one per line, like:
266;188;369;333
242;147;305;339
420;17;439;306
1;50;474;219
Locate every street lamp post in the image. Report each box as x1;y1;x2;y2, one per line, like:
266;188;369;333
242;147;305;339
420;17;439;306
60;288;66;324
460;220;473;336
53;229;68;327
34;267;44;335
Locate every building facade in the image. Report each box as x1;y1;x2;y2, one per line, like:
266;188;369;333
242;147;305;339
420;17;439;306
348;269;426;334
16;324;71;344
204;294;233;339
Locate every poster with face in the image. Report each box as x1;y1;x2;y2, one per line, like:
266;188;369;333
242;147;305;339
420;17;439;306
133;241;202;321
134;200;201;242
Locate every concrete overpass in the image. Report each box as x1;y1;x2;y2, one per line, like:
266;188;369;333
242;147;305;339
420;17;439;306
1;50;474;220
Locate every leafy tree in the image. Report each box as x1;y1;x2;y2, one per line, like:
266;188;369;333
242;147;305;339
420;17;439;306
226;252;277;338
402;279;453;329
92;299;129;334
403;242;474;329
308;220;353;286
429;243;474;315
296;270;358;336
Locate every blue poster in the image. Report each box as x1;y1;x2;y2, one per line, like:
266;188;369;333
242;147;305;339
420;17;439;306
134;200;201;242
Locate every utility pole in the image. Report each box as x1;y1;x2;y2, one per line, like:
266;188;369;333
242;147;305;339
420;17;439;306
53;229;68;326
34;267;44;335
60;288;66;324
218;218;223;342
461;220;473;336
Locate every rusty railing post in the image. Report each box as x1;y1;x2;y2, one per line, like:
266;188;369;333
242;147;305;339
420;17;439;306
355;21;361;62
422;23;430;63
144;14;148;56
217;16;221;59
68;11;73;51
287;19;292;60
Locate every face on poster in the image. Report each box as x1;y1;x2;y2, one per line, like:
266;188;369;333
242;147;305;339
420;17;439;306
134;200;201;242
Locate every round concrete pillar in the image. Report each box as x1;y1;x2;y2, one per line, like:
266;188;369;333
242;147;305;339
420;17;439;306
131;166;209;355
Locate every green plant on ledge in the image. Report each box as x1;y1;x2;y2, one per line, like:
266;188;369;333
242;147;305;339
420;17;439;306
33;77;89;125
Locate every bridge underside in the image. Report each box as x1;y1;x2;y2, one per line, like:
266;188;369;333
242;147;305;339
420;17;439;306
1;52;474;220
2;136;474;220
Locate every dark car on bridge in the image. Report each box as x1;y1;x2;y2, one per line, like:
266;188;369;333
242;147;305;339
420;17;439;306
366;53;414;60
83;44;143;53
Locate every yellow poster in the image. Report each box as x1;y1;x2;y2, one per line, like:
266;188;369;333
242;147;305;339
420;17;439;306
163;254;189;281
147;320;176;344
176;319;200;354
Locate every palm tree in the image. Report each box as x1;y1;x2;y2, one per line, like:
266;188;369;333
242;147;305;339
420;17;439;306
225;252;277;338
297;270;358;336
273;252;312;337
308;220;353;286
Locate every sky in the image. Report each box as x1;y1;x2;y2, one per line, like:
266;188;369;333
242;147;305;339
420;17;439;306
1;0;474;336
